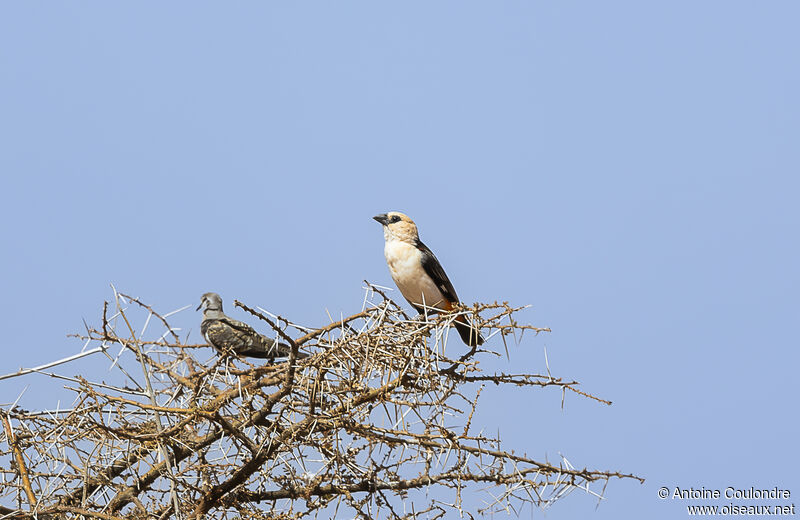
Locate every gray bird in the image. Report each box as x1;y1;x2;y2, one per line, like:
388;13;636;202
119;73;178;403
197;293;303;360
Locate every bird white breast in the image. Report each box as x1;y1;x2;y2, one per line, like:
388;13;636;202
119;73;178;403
384;239;447;310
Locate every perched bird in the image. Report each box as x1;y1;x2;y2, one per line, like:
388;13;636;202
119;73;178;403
373;212;484;346
197;292;303;360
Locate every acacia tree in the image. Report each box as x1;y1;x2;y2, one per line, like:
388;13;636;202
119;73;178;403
0;285;641;519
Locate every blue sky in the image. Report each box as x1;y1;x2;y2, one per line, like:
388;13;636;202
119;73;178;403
1;2;798;518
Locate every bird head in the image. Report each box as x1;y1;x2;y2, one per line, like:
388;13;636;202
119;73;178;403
197;292;224;313
373;211;419;243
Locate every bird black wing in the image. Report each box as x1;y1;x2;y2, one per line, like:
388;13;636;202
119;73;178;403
417;239;460;304
417;240;484;346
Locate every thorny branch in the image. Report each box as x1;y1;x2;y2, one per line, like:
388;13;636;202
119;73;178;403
0;285;642;519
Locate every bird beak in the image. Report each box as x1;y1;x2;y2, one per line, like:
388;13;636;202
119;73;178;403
196;302;204;311
373;214;389;225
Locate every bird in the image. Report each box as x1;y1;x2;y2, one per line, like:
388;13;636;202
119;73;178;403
197;292;304;360
373;212;483;346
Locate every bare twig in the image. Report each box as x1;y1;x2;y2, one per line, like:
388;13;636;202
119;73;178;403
2;415;36;508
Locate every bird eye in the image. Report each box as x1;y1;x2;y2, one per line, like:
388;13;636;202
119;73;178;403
390;215;401;223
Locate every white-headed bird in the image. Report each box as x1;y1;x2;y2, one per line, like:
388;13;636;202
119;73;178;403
373;212;483;346
197;292;304;360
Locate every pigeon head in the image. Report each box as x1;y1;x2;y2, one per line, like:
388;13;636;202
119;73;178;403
197;292;224;313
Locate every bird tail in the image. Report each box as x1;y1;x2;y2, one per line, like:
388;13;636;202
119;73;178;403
248;340;309;360
271;341;309;360
454;317;484;347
